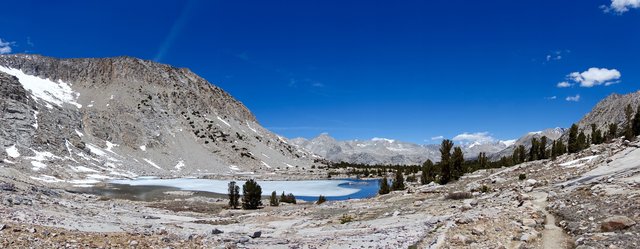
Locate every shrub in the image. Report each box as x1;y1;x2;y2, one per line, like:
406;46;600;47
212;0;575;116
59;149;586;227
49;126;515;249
446;191;473;200
241;179;262;210
339;214;354;224
280;192;297;204
406;174;417;182
269;191;279;206
519;173;527;181
479;185;491;193
316;195;327;205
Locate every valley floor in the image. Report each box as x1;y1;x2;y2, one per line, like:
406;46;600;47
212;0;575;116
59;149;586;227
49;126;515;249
1;139;640;248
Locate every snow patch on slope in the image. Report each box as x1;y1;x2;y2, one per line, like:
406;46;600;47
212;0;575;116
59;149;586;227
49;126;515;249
0;66;82;108
5;145;20;158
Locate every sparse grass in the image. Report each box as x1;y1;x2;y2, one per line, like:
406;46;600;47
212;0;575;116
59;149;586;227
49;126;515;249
339;214;354;224
479;185;491;193
446;191;473;200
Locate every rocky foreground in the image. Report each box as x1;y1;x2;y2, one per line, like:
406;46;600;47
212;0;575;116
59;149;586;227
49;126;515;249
1;138;640;248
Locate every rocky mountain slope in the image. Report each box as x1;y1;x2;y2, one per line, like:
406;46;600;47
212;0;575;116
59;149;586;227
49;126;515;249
0;54;318;185
575;91;640;135
291;133;514;165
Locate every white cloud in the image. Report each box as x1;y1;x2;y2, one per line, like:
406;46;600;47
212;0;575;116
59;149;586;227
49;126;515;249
431;135;444;140
567;68;621;87
603;0;640;13
0;38;13;54
546;96;557;100
566;94;581;102
556;81;572;88
452;132;495;144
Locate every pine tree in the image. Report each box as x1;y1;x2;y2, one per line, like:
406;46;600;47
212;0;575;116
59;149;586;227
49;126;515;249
608;123;618;141
633;104;640;137
529;137;539;161
591;124;603;145
439;139;454;184
577;131;587;151
316;195;326;205
241;179;262;210
269;191;279;206
378;176;390;195
477;152;488;169
568;124;579;153
391;169;405;191
539;136;548;159
625;104;634;140
421;159;436;185
452;147;464;180
228;181;240;209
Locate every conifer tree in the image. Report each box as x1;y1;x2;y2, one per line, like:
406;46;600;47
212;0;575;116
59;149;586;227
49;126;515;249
452;147;464;180
577;131;587;151
625;104;635;140
391;169;405;191
529;138;539;161
608;123;618;140
241;179;262;210
422;159;436;185
477;152;488;169
269;191;279;206
439;139;454;184
228;181;240;209
591;124;603;145
378;176;390;195
633;104;640;137
539;136;548;159
568;124;579;153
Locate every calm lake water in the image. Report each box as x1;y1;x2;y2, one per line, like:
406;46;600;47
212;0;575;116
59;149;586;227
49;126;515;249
85;178;380;202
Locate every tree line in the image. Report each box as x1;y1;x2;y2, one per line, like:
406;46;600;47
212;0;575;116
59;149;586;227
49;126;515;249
378;104;640;194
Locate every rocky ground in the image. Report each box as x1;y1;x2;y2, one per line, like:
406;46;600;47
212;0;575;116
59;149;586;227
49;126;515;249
1;139;639;248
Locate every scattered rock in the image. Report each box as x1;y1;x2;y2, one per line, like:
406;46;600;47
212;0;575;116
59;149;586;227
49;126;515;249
525;179;537;186
129;240;138;246
142;215;160;220
29;227;37;233
472;225;485;235
522;218;536;227
452;234;472;245
0;182;16;191
238;237;250;243
601;216;636;232
249;231;262;239
211;228;224;235
0;224;6;231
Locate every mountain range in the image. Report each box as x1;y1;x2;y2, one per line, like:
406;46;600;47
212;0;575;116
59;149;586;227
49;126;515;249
0;54;317;184
290;133;516;165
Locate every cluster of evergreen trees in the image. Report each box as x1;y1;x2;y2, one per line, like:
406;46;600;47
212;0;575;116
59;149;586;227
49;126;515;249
378;169;406;195
228;180;262;210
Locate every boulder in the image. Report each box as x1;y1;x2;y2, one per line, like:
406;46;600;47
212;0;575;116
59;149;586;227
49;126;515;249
601;216;636;232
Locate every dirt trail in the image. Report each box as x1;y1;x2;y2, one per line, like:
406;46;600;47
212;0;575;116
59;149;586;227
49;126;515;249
531;191;570;249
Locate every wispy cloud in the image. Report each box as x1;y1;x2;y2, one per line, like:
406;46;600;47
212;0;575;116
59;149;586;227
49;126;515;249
602;0;640;14
154;0;197;62
431;135;444;140
0;38;14;54
556;81;572;88
545;50;569;62
566;94;581;102
546;96;557;100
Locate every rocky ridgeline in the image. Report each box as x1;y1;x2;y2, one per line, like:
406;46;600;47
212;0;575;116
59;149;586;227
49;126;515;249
576;91;640;136
0;54;320;184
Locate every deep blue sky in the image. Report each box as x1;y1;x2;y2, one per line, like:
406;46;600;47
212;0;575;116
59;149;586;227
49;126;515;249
1;0;639;144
